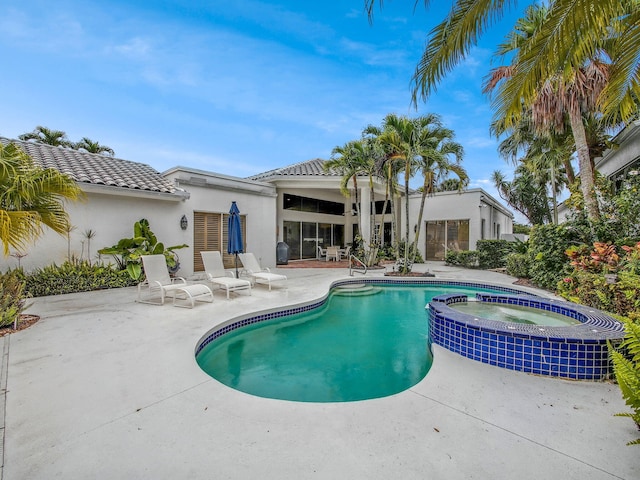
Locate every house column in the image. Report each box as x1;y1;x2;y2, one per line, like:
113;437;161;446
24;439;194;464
360;186;371;246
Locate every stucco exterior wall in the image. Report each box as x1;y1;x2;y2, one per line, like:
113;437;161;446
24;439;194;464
405;189;513;259
166;168;278;272
0;190;190;274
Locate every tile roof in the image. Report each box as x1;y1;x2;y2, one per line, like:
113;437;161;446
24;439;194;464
1;137;178;194
249;158;338;181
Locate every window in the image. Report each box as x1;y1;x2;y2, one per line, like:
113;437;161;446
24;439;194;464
425;219;469;260
283;193;344;215
193;212;246;271
284;221;346;260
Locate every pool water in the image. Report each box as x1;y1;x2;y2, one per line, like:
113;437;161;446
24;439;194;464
197;284;505;402
450;301;581;327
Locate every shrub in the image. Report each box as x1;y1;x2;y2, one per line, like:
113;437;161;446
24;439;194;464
506;253;531;278
0;271;28;328
445;250;479;268
557;242;640;317
22;260;138;297
527;224;576;290
476;239;514;269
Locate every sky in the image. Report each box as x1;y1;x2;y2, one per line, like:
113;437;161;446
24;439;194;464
1;0;530;218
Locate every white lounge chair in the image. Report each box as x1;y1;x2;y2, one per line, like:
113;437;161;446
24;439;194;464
138;254;213;307
238;253;287;291
201;251;251;299
316;245;327;260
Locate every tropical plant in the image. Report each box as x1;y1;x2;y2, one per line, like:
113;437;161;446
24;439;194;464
18;126;72;147
366;1;638;125
325;141;368;238
373;113;458;272
436;178;468;192
492;166;552;225
74;137;115;156
483;3;615;222
18;259;138;297
411;119;466;263
0;141;84;256
609;318;640;446
527;223;576;290
98;219;187;280
0;270;28;328
83;228;97;264
476;239;515;269
506;252;531;278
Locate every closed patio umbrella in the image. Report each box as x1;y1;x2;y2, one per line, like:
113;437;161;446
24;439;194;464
227;201;243;278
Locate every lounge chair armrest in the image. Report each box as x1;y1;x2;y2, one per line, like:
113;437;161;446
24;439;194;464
226;271;236;278
263;267;271;272
172;276;187;285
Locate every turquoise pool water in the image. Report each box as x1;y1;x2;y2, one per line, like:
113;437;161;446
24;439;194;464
197;283;506;402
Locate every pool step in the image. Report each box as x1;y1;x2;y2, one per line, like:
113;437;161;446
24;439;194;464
333;284;382;296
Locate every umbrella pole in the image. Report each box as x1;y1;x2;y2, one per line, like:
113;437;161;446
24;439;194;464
235;253;239;278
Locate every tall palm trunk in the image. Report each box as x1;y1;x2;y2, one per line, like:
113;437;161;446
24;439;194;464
403;163;411;273
412;181;429;263
568;110;600;221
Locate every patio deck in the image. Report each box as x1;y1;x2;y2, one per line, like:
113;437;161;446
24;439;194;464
1;263;637;479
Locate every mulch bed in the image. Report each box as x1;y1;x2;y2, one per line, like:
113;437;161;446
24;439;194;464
0;314;41;337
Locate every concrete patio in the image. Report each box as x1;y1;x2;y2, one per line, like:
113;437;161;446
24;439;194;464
1;263;638;479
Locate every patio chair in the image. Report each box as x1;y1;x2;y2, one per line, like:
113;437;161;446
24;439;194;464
238;253;287;291
316;245;327;260
326;246;340;262
201;251;252;299
137;254;213;307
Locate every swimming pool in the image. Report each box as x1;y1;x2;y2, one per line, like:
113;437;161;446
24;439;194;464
195;279;526;402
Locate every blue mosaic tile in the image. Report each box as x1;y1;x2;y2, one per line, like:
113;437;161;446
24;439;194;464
428;292;624;380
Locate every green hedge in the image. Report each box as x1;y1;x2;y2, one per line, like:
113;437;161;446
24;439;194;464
527;224;576;290
476;239;515;269
506;253;531;278
445;250;479;268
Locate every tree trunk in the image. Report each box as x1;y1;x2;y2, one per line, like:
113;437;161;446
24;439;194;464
568;110;600;221
412;183;428;263
403;164;411;273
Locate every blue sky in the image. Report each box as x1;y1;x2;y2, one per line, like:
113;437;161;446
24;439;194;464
1;0;529;213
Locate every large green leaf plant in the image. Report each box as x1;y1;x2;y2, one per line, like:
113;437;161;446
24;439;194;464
98;219;187;280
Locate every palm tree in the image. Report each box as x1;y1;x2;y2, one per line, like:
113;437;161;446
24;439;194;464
411;123;466;262
75;137;115;156
374;114;419;272
363;124;403;256
483;4;618;221
522;137;571;225
324;140;369;255
492;167;552;225
374;113;452;272
18;126;72;147
366;1;638;124
0;142;84;256
436;178;468;192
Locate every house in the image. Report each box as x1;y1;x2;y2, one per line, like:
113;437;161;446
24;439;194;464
250;159;513;262
0;138;513;274
596;120;640;191
558;119;640;222
0;138;277;275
